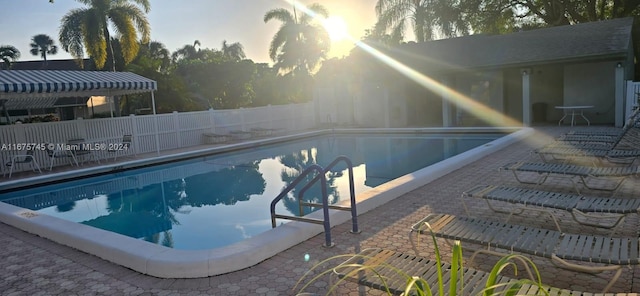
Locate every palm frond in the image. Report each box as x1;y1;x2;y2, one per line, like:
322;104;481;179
298;3;329;24
82;8;108;68
59;8;91;61
111;16;139;64
264;8;294;24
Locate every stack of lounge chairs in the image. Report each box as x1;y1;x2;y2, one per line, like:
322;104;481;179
330;124;640;295
533;110;640;164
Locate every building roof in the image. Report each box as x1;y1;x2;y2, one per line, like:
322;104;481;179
0;70;157;100
386;17;634;72
9;59;96;71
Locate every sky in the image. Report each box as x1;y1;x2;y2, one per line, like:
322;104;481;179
2;0;379;65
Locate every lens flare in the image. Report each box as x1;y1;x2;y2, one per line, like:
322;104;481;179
281;0;558;147
322;16;348;41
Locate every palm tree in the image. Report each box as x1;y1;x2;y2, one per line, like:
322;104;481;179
374;0;470;43
0;45;20;70
146;41;171;72
264;3;330;75
30;34;58;65
221;40;246;61
59;0;151;71
59;0;151;116
172;40;202;62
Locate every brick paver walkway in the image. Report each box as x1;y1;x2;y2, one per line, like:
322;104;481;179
1;126;639;295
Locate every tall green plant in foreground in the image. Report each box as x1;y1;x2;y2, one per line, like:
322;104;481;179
294;224;548;295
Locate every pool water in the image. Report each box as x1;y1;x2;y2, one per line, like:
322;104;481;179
1;133;501;250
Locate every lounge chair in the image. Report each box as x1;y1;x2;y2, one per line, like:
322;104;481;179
333;248;636;295
535;120;640;164
547;111;640;150
68;138;99;165
45;144;79;171
566;129;625;137
557;133;621;143
533;145;640;165
409;213;637;293
538;141;616;151
462;184;640;230
4;149;42;178
499;161;640;194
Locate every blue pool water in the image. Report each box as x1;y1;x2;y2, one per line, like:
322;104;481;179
1;133;502;250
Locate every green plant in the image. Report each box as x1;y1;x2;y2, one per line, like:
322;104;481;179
14;114;60;124
293;223;548;296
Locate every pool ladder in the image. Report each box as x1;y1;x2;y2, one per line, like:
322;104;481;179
269;155;360;247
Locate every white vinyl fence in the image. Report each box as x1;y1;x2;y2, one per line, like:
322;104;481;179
626;80;640;119
0;103;315;173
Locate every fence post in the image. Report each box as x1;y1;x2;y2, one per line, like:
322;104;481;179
13;123;27;146
173;111;181;148
75;117;87;139
240;108;246;131
267;105;273;130
130;114;139;154
290;104;296;132
208;108;216;133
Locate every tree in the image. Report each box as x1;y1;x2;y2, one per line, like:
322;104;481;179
59;0;151;71
0;45;20;70
172;40;203;63
145;41;171;73
221;40;246;61
374;0;471;43
264;3;331;75
125;41;197;114
59;0;151;116
30;34;58;65
470;0;640;33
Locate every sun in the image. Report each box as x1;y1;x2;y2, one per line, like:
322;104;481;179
322;16;349;41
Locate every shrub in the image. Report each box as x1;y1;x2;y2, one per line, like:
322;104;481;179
293;224;547;296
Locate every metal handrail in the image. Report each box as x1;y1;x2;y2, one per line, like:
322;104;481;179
269;164;333;247
297;156;359;234
269;156;360;247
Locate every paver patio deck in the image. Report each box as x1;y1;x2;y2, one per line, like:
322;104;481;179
1;126;639;295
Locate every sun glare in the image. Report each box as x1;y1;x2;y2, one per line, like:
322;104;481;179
323;16;348;41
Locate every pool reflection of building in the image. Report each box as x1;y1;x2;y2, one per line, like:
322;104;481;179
316;134;499;187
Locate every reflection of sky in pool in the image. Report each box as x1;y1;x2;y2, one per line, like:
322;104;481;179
1;133;502;250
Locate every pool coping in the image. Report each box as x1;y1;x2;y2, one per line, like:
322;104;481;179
0;127;532;278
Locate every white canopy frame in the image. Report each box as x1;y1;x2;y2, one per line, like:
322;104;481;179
0;70;161;155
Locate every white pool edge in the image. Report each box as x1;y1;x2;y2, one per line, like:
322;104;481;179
0;127;532;278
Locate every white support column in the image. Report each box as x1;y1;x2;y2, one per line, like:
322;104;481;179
615;63;625;127
521;69;531;127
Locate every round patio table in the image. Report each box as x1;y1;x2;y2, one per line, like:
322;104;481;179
555;105;593;126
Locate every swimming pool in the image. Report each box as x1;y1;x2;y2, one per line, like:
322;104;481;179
1;132;502;250
0;127;532;277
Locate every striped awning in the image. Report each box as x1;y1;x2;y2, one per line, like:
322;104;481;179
0;70;157;99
